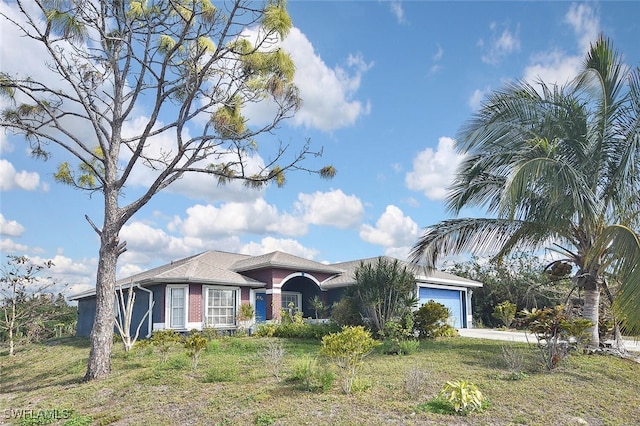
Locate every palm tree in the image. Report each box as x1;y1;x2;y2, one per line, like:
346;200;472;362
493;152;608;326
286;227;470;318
411;36;640;349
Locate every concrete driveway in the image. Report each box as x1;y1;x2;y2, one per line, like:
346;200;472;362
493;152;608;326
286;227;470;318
458;328;640;353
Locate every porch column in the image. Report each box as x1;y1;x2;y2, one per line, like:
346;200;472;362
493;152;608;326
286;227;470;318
266;287;282;321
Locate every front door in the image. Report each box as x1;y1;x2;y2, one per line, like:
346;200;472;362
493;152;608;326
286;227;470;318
255;291;267;323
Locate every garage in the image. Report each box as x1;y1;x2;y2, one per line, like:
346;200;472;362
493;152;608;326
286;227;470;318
418;287;465;328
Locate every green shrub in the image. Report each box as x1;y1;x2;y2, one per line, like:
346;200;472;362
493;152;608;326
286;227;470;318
184;331;208;369
398;339;420;355
413;301;453;338
517;306;593;369
148;329;181;363
254;322;339;339
329;297;363;327
320;326;379;394
492;301;517;328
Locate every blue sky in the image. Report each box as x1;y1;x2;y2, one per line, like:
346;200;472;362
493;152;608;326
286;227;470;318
1;1;639;295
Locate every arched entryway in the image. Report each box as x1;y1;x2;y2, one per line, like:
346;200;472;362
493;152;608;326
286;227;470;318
280;273;322;318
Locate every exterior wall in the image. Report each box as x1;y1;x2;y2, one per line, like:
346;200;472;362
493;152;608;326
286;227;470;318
76;298;96;337
189;283;203;323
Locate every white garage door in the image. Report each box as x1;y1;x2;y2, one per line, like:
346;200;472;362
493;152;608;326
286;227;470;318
419;287;464;328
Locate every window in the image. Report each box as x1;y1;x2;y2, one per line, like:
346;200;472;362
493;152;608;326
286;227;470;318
166;285;188;329
281;292;301;313
205;287;237;328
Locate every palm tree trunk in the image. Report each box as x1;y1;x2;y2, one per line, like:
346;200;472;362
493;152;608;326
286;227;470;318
583;286;600;349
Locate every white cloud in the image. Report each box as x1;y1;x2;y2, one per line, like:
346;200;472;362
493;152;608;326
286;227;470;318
240;237;318;260
0;159;41;191
405;137;464;200
29;254;97;296
170;198;307;239
468;87;491;111
295;189;364;229
523;49;582;86
0;238;28;253
390;1;405;24
480;23;521;65
565;3;600;53
281;28;372;131
118;221;195;266
360;205;418;247
523;4;600;87
0;214;25;237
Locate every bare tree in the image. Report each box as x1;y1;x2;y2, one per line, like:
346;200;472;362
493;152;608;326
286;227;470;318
0;255;58;356
114;282;154;352
0;0;334;380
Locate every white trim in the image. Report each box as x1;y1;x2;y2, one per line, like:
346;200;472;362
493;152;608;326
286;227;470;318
165;284;189;330
266;288;281;295
281;271;322;287
203;285;240;328
281;291;302;312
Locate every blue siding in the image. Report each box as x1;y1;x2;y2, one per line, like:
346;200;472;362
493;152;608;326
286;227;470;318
75;285;160;338
76;298;96;337
419;287;464;328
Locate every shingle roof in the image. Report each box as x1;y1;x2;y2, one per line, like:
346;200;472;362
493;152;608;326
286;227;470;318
232;251;343;274
322;256;483;289
69;251;481;300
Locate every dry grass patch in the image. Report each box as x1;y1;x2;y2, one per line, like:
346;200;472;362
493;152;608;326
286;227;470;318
1;336;639;425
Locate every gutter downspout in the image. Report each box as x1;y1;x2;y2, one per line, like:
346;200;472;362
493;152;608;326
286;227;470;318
136;284;154;338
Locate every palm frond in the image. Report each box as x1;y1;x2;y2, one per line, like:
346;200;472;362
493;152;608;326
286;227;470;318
410;218;548;270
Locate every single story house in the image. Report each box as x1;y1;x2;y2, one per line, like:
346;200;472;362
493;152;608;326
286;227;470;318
69;250;482;338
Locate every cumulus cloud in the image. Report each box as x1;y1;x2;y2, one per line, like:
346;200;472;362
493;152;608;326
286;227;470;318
281;28;372;131
28;254;97;296
523;3;599;86
565;3;600;53
118;221;196;266
295;189;364;229
0;238;29;253
405;137;464;200
479;22;521;65
240;236;319;259
170;198;307;239
0;214;25;237
360;205;419;248
0;159;41;191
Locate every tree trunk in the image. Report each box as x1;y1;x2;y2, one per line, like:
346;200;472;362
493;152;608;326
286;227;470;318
84;194;121;380
583;285;600;349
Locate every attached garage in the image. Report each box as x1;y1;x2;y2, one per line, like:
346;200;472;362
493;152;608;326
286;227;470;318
419;287;466;328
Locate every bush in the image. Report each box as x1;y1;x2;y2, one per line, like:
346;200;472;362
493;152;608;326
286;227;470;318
492;301;517;328
320;326;379;394
254;321;339;339
414;301;455;338
148;329;181;363
517;306;593;369
329;297;363;327
184;331;208;369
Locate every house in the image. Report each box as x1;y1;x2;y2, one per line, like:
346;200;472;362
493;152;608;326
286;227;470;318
69;250;482;338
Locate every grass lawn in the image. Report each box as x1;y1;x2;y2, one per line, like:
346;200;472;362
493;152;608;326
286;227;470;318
1;335;639;425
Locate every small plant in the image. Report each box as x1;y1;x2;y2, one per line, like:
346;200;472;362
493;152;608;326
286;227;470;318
403;366;431;398
517;306;593;369
320;325;379;394
413;300;455;338
184;331;208;369
287;356;334;392
500;344;526;372
309;295;326;319
259;339;286;382
492;301;517;328
149;329;181;363
237;303;255;333
439;380;484;415
398;339;420;355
